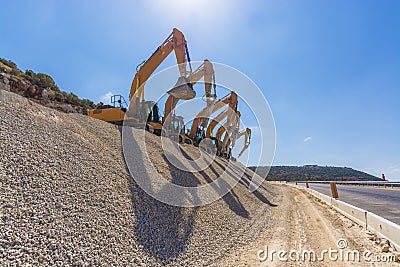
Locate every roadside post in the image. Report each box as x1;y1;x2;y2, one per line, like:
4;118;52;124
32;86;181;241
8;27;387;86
330;182;339;199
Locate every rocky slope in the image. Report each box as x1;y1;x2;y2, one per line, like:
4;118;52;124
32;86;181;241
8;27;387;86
0;89;278;266
0;61;91;114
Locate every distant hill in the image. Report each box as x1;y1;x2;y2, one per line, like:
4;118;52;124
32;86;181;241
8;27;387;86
248;165;381;181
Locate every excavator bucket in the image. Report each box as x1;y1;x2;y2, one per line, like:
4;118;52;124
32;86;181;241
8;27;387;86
167;76;196;100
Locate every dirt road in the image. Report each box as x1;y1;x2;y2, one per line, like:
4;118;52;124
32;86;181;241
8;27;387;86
220;185;397;266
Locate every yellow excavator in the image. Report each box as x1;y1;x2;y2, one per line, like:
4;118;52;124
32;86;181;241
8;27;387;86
153;59;216;141
233;128;252;158
88;28;195;127
216;104;241;157
204;107;240;158
188;91;238;146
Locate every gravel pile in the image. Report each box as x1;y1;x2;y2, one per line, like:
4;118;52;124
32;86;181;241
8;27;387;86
1;89;278;266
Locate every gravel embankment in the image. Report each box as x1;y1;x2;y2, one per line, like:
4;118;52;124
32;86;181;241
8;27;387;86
1;89;279;266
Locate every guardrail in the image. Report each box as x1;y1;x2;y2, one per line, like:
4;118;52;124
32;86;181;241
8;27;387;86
296;180;400;188
274;181;400;252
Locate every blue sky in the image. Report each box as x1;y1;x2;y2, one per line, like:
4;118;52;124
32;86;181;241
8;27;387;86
1;0;399;180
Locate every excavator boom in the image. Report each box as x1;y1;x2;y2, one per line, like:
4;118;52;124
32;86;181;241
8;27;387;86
188;59;216;100
223;127;251;158
189;91;238;140
88;28;194;125
162;59;216;126
237;128;252;157
129;28;194;115
220;109;241;149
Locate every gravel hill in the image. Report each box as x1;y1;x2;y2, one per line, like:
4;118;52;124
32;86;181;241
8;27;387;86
0;89;278;266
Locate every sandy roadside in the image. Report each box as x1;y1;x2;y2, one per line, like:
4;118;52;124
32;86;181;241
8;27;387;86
219;185;399;266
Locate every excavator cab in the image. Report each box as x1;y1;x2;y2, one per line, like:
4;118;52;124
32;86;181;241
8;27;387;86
146;103;164;135
198;136;219;155
111;95;128;110
167;116;193;144
179;125;192;144
192;128;205;147
147;103;161;124
165;115;185;142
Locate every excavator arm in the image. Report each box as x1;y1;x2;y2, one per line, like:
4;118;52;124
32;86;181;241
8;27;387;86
199;109;235;157
129;28;192;115
188;91;237;140
206;109;229;139
219;110;241;148
188;59;216;101
223;127;251;158
211;110;240;158
162;59;216;125
237;128;252;158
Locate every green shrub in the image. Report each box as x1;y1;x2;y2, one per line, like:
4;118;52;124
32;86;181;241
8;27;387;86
25;69;36;77
22;70;59;92
2;57;97;109
0;58;18;69
36;73;56;88
23;70;40;84
10;69;21;76
78;98;96;109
